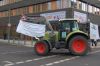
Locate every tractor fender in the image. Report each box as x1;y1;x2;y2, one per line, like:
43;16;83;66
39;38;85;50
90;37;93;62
66;31;89;48
43;40;53;50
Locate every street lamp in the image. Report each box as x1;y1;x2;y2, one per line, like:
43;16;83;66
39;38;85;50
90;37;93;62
7;8;11;43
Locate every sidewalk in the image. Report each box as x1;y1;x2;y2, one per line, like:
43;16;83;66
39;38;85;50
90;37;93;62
0;39;100;48
0;39;36;47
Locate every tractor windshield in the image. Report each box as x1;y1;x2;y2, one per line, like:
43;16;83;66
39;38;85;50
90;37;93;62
60;20;79;31
48;20;60;31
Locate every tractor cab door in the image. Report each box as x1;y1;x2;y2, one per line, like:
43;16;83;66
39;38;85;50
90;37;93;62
59;20;78;41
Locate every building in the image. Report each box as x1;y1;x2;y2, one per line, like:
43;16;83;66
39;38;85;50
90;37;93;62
0;0;100;40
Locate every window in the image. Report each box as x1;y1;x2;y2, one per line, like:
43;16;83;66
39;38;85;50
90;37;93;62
71;0;77;8
12;9;16;16
94;7;100;15
42;3;48;12
40;4;43;12
76;1;88;12
18;8;23;15
62;0;71;8
56;0;61;9
82;3;86;11
48;21;60;31
88;5;93;13
51;1;57;10
0;0;22;6
29;6;33;13
23;7;28;14
48;2;51;10
71;0;76;2
78;1;82;10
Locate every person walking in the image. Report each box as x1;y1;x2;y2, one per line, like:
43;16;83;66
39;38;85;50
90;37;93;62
91;39;97;46
94;39;97;46
4;33;7;40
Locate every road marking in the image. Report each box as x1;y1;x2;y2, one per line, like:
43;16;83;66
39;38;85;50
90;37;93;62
3;61;14;66
3;55;57;66
33;55;57;61
45;63;54;66
4;64;14;66
40;56;79;66
89;50;100;54
25;60;33;62
40;50;100;66
91;46;100;48
3;50;100;66
1;51;31;55
15;61;24;64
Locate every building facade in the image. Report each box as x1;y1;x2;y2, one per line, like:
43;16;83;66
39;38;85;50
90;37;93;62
0;0;100;40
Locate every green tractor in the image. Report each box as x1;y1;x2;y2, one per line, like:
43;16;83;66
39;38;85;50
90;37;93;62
21;16;90;56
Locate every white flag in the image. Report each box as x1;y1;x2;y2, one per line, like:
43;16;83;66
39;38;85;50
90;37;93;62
16;20;46;37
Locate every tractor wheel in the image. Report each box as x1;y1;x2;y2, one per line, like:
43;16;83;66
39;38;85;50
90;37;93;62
69;36;89;56
34;41;50;56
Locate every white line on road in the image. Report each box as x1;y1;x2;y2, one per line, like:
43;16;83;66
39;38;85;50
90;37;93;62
89;50;100;54
2;50;100;66
33;55;57;61
25;60;33;62
3;61;13;64
91;46;100;49
40;50;100;66
40;56;79;66
15;61;24;64
1;46;100;55
15;55;57;65
3;61;14;66
4;64;14;66
1;51;31;55
3;55;57;66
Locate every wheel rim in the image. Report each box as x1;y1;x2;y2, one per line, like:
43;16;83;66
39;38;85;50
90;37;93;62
35;42;46;54
72;39;86;53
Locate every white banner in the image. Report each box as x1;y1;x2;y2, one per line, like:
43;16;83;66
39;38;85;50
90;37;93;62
90;23;99;40
40;11;66;21
16;20;46;37
74;11;87;23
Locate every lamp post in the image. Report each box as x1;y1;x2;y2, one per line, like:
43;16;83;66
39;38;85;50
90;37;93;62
7;8;11;43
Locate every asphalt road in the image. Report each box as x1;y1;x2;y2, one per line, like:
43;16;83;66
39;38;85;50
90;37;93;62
0;42;100;66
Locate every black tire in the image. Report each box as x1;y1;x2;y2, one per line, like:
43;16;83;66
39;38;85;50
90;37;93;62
69;36;89;56
34;41;50;56
44;40;52;52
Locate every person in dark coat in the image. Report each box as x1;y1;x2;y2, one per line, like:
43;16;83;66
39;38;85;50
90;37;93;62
91;39;97;46
4;33;7;40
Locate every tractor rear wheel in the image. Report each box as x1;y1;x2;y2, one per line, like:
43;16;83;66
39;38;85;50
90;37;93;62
34;41;50;56
69;36;89;56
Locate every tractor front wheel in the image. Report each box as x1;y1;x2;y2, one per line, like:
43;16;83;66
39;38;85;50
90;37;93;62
69;36;89;56
34;41;50;56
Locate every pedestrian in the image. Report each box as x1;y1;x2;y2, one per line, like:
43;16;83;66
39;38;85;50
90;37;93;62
94;39;97;46
91;39;94;46
91;39;97;46
4;33;7;40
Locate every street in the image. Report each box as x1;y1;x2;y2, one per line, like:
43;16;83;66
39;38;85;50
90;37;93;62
0;42;100;66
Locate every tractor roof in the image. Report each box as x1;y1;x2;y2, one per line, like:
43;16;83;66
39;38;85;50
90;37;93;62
59;18;78;21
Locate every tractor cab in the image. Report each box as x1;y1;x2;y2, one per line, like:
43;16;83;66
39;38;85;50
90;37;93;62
58;19;79;41
49;19;79;41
